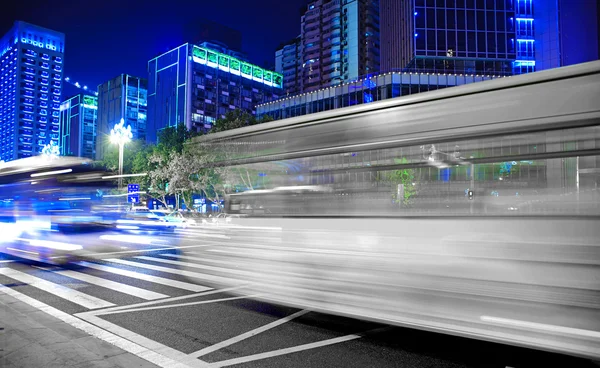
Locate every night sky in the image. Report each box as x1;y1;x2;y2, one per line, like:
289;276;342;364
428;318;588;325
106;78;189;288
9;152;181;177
1;0;308;95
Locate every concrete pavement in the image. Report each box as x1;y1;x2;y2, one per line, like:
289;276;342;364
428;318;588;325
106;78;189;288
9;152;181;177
0;291;160;368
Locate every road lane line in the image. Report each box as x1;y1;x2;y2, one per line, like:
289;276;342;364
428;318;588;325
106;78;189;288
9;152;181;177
77;261;211;292
52;269;168;300
94;294;260;316
78;284;252;316
208;334;362;367
136;255;258;279
106;258;242;285
0;267;114;310
190;310;310;358
0;285;206;368
480;316;600;339
81;243;221;257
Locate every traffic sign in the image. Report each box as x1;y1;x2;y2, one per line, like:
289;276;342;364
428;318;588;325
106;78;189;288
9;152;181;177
127;183;140;203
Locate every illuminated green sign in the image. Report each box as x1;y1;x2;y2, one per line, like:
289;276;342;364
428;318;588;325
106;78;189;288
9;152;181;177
230;58;241;72
218;55;229;68
207;51;218;64
264;71;273;83
241;63;252;76
191;45;282;89
82;95;97;109
253;67;263;80
273;74;282;87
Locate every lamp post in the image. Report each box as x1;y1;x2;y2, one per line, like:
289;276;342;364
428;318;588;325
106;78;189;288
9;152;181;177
110;118;133;189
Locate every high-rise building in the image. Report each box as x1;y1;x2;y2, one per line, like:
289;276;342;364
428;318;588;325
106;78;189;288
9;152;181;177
297;0;380;93
534;0;599;71
147;43;283;143
275;36;302;96
0;21;65;161
96;74;147;160
380;0;517;75
59;93;98;159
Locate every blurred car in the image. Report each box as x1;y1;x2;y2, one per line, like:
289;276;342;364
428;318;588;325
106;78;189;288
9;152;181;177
202;213;247;225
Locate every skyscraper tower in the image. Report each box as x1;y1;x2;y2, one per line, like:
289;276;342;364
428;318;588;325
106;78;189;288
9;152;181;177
380;0;517;75
299;0;380;93
0;21;65;161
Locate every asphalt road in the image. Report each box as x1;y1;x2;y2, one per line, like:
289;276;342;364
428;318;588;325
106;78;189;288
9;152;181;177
0;225;597;368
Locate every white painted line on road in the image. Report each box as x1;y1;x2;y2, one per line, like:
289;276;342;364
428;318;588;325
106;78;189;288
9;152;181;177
52;269;169;301
137;255;258;279
79;284;252;316
94;294;260;316
208;334;362;367
480;316;600;339
0;267;115;310
81;243;220;257
0;285;206;368
190;309;310;358
77;261;212;293
0;260;14;263
106;258;242;285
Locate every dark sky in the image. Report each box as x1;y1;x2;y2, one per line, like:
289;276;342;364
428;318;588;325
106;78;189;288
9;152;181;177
1;0;307;93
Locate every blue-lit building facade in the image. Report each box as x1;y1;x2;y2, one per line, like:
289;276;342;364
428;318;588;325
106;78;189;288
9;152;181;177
96;74;147;160
380;0;598;76
257;71;502;120
380;0;519;75
59;94;98;159
0;21;65;162
147;43;283;143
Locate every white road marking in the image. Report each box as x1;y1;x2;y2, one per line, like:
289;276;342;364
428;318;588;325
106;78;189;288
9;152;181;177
0;285;207;368
77;261;211;292
94;294;259;316
480;316;600;339
190;309;310;358
79;285;251;316
136;255;257;279
0;260;15;263
106;258;242;285
208;334;361;367
0;267;114;310
81;243;219;257
52;269;168;300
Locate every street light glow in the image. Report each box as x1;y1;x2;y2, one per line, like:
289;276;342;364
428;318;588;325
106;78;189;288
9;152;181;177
110;118;133;145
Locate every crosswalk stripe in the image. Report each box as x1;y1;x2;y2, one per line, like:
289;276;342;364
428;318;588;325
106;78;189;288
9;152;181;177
52;269;168;301
106;258;242;285
77;261;212;293
134;254;255;276
0;267;114;310
135;255;257;279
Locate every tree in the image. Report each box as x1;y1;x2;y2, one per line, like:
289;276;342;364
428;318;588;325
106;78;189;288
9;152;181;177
379;157;418;206
212;109;274;133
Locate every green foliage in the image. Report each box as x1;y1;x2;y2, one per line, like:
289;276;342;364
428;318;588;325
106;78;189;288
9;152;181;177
211;109;274;133
380;157;417;206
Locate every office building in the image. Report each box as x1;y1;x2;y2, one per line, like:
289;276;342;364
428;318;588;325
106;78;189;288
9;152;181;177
380;0;518;75
96;74;147;160
534;0;599;71
275;36;302;95
257;71;502;120
0;21;65;161
59;94;98;159
294;0;380;93
147;43;283;143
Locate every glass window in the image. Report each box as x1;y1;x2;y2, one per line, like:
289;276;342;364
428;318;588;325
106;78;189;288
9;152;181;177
446;0;456;7
457;10;466;29
496;13;505;31
477;11;485;29
467;10;476;29
437;10;446;28
477;31;486;53
427;30;437;52
486;11;496;31
438;31;447;51
426;8;436;28
447;9;456;28
416;8;426;27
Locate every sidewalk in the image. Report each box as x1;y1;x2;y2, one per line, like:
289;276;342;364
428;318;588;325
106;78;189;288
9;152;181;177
0;292;160;368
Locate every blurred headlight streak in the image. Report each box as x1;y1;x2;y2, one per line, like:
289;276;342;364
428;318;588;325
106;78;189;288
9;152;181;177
28;239;83;251
30;168;73;177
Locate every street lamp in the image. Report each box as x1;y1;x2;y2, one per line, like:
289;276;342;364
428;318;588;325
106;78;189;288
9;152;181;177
42;141;60;159
110;118;133;189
